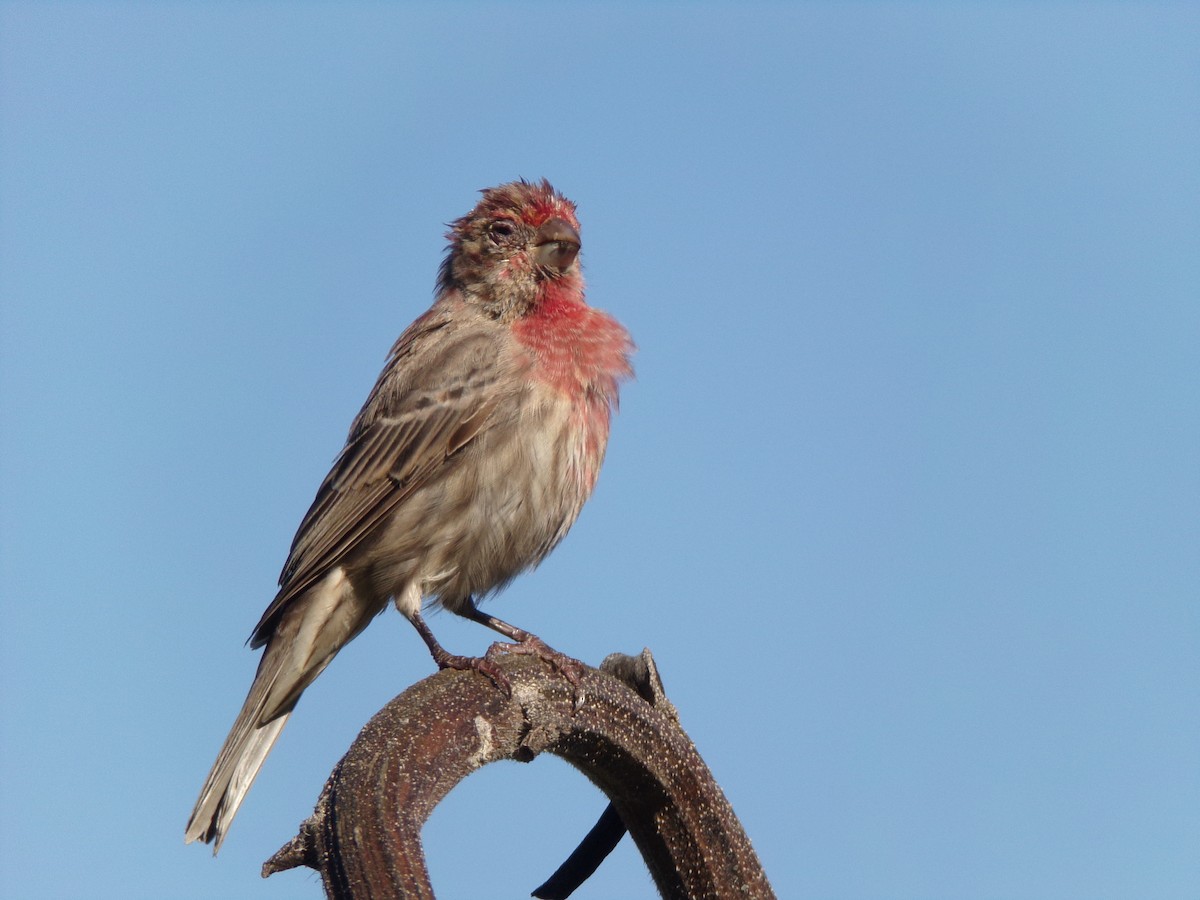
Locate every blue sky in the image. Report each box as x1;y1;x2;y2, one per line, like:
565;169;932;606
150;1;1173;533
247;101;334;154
2;4;1197;898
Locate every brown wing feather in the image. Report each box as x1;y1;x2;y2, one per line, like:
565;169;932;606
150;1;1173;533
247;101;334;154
249;305;512;647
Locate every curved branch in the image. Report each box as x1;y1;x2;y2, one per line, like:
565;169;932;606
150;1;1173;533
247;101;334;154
263;648;775;900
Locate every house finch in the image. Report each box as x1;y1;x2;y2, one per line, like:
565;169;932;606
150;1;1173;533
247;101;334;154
185;180;634;851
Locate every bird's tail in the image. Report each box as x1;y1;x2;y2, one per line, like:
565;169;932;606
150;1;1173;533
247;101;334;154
185;569;377;852
184;646;296;852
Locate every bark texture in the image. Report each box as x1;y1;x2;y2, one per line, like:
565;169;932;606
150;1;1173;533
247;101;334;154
263;649;775;900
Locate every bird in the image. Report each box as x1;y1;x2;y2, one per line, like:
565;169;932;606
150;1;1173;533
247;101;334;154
185;179;634;851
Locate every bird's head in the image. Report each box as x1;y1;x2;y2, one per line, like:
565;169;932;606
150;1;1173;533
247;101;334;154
438;179;584;320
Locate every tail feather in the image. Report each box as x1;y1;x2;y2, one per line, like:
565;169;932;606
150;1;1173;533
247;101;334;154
185;626;309;851
185;702;290;851
186;568;378;851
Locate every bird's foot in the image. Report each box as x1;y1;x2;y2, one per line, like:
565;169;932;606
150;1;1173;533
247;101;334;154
486;635;586;710
431;648;513;696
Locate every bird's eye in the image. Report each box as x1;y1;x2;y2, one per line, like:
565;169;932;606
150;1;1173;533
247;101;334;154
487;221;515;243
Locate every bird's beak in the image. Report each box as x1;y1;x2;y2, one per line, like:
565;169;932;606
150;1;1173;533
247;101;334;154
533;217;581;272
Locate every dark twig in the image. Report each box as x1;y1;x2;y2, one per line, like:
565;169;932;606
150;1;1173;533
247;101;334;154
532;803;627;899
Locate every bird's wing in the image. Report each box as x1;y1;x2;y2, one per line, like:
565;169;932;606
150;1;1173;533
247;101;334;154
249;307;513;648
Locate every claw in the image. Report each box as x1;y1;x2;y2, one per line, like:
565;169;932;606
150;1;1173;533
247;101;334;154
433;650;513;696
486;636;586;709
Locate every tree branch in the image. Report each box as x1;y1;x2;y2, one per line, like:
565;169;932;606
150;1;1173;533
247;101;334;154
263;648;775;899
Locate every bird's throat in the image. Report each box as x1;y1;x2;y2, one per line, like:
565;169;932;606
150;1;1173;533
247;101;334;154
512;282;633;399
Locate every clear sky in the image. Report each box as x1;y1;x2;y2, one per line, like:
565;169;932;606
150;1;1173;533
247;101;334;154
2;4;1197;898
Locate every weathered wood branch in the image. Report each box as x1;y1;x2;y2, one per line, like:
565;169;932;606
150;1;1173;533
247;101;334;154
263;648;775;899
